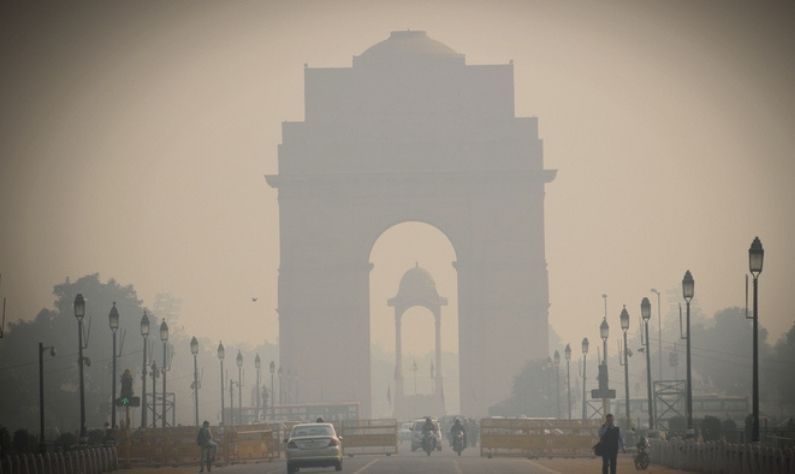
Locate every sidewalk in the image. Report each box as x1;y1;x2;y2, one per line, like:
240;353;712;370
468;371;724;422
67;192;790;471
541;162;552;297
533;454;691;473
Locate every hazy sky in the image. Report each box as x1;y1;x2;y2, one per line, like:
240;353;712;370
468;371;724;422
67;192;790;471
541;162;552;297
1;1;793;364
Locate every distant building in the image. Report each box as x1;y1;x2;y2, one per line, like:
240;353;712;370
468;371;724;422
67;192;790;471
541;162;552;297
267;31;556;417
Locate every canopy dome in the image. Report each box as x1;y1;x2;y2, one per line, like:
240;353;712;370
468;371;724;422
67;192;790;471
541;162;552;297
354;31;464;66
389;263;447;310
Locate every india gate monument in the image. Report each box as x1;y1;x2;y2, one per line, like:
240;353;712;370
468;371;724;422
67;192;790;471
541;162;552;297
267;30;556;417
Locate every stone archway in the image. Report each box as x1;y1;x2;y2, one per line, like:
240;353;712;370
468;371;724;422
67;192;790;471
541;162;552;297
267;30;555;417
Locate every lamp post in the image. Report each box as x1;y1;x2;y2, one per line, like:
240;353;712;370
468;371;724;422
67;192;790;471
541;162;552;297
150;360;158;428
140;312;150;429
279;366;284;405
229;372;235;426
553;350;561;418
109;303;120;431
191;336;200;426
749;237;764;442
641;297;654;430
255;355;261;422
217;342;225;426
682;270;695;431
236;351;243;424
650;288;662;381
619;306;630;428
581;337;589;420
38;342;55;452
269;361;276;420
600;316;610;417
160;320;169;428
564;344;572;420
73;294;87;441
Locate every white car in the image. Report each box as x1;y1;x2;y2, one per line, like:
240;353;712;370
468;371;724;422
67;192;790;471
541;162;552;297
285;423;343;473
399;422;413;442
410;418;442;452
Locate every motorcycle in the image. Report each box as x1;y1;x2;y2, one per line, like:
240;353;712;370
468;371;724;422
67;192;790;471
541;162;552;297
452;431;465;456
634;438;650;470
422;431;436;456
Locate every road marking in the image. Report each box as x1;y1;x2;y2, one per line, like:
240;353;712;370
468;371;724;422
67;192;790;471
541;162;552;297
352;457;380;473
524;459;562;474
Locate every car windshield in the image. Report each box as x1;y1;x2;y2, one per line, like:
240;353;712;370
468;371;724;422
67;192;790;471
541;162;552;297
292;425;333;437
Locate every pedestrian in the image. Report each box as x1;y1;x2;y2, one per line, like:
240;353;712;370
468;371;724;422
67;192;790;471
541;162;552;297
597;414;624;474
197;420;217;472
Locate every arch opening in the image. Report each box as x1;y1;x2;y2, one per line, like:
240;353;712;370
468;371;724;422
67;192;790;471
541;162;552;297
368;221;459;419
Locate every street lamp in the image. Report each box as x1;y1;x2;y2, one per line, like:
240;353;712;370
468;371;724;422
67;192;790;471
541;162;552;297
160;320;169;428
269;361;276;421
553;350;561;419
38;342;56;452
641;297;654;430
108;303;120;431
650;288;662;381
73;294;87;441
191;336;200;426
749;237;764;442
217;342;225;426
564;344;572;420
255;354;261;422
600;316;610;417
140;312;149;429
682;270;694;430
150;360;158;428
619;306;630;428
581;337;589;420
236;351;243;424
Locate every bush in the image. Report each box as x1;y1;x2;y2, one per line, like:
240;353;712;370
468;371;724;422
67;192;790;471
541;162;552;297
667;416;687;434
55;432;78;450
87;429;105;445
701;416;722;441
12;429;36;454
722;419;738;442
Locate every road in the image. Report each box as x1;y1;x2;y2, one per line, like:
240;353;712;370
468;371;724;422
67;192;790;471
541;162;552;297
219;449;562;474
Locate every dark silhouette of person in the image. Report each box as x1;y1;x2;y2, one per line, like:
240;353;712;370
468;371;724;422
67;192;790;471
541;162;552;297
598;414;624;474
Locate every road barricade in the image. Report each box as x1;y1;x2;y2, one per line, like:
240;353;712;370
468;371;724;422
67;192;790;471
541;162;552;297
229;429;273;462
340;419;398;456
480;418;600;458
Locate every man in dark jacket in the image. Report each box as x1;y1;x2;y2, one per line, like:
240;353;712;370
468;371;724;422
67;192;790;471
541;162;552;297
598;414;624;474
197;421;217;472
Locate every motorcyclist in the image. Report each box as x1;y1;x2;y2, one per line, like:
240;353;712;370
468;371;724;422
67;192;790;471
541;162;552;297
421;417;437;450
450;418;467;450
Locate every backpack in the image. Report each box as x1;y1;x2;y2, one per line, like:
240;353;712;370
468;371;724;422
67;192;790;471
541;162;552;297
197;428;208;446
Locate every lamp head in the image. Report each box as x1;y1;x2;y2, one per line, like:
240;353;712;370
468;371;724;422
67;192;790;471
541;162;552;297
620;306;630;331
749;237;764;276
564;343;572;361
600;318;610;340
553;350;561;367
582;337;590;354
255;354;261;369
269;360;276;374
641;297;651;320
160;320;169;342
236;351;243;368
217;341;225;360
109;302;120;331
682;270;695;302
74;294;86;321
190;336;199;355
140;311;150;336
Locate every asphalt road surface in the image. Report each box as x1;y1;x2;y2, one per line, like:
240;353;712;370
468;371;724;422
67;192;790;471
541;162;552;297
219;449;561;474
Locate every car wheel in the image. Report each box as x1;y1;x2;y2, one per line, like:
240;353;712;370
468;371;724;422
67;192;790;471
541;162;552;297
335;461;343;471
287;462;298;474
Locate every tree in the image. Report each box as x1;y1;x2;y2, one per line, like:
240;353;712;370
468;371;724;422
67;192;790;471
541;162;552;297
691;307;770;396
489;358;556;417
765;321;795;411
